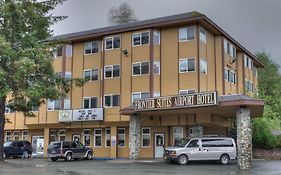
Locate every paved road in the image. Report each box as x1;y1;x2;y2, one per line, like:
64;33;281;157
0;158;281;175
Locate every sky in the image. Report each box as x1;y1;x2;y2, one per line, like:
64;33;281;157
51;0;281;66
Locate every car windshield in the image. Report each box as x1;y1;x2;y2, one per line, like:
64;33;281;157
3;142;11;147
174;138;190;147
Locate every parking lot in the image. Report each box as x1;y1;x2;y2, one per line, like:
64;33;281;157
0;158;281;175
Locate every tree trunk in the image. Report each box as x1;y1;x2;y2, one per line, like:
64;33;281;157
0;96;6;163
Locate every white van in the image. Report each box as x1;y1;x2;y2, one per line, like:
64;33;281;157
163;137;236;165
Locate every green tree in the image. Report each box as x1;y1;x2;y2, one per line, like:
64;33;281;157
109;2;138;25
0;0;66;162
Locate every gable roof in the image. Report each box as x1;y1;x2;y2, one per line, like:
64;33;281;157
50;11;263;67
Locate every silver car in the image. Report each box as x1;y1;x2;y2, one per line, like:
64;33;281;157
163;137;236;165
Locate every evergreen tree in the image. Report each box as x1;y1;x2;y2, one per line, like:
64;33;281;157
0;0;67;162
109;2;138;25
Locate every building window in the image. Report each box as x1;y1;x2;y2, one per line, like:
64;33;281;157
94;129;102;147
230;71;236;84
199;27;207;44
179;90;195;95
244;55;253;70
179;58;195;73
117;128;125;147
142;127;151;147
83;97;98;109
64;97;71;110
22;130;28;140
5;131;12;142
83;129;91;147
58;129;66;141
65;44;72;57
153;61;160;75
179;26;195;41
104;94;120;107
173;127;183;145
153;92;160;97
105;36;120;50
224;39;236;58
132;92;150;104
84;41;99;54
132;32;150;46
200;59;207;74
153;30;160;45
52;46;63;57
245;79;254;92
65;72;72;80
225;68;236;84
47;99;61;111
50;130;57;142
104;65;120;79
105;128;111;147
84;69;99;81
132;62;149;76
13;131;20;141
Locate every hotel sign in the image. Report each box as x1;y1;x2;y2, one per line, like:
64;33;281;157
59;108;103;122
134;91;218;111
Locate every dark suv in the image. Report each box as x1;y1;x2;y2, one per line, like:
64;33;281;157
47;141;93;161
3;141;32;158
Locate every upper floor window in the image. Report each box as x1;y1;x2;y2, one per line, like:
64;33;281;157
105;36;120;50
83;97;98;109
199;27;207;44
132;32;150;46
132;62;149;76
104;94;120;107
47;99;61;111
224;39;236;58
52;46;63;57
253;66;258;77
64;97;70;110
153;30;160;45
132;92;150;104
200;59;207;74
224;68;236;84
244;55;253;70
65;44;73;57
153;92;160;97
245;79;254;92
104;65;120;79
84;69;99;81
179;26;195;41
179;58;195;73
153;61;160;75
84;41;99;54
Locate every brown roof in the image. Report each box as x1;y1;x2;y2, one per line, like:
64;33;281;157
50;11;263;67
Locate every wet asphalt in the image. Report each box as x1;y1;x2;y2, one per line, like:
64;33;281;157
0;158;281;175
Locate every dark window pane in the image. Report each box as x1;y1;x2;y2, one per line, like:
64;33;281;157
92;69;98;81
187;27;195;40
113;65;120;77
90;97;97;108
180;60;187;72
92;42;99;53
104;96;111;107
141;62;149;74
141;32;149;45
84;135;91;146
133;63;140;75
105;66;112;78
84;98;90;109
106;38;113;50
84;70;91;80
113;36;120;49
84;43;92;54
56;46;63;57
95;136;101;146
188;59;195;71
133;33;141;46
112;95;120;106
187;139;199;147
118;129;125;134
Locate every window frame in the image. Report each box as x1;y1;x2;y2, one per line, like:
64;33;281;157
47;99;61;111
104;94;120;108
83;96;98;109
153;30;161;45
200;59;208;74
94;129;102;148
105;35;121;50
104;65;120;79
173;127;183;145
132;61;150;76
199;27;207;44
179;26;195;42
142;127;151;147
153;61;160;75
132;92;150;104
84;41;99;55
117;128;125;147
179;58;196;73
132;31;150;47
105;128;111;147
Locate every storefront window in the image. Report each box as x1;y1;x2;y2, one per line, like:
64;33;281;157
105;128;111;147
5;131;12;142
94;129;102;147
173;127;183;145
22;130;28;140
118;128;125;147
13;131;20;141
58;129;66;141
83;129;91;147
142;128;150;147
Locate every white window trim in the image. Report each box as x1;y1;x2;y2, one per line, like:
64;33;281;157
200;58;208;74
104;94;120;108
153;30;161;45
5;131;12;142
132;31;150;47
132;92;150;104
118;128;125;148
104;64;120;79
84;41;99;55
132;61;150;76
141;127;151;148
94;129;102;148
153;61;160;75
179;58;196;73
153;92;160;97
22;130;28;140
83;96;98;109
47;99;60;111
179;26;195;42
84;69;92;79
104;35;121;51
199;27;207;44
105;128;111;147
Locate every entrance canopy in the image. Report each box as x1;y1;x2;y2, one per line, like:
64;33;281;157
121;93;264;118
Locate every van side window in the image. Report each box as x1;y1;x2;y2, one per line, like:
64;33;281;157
187;139;199;147
202;139;234;147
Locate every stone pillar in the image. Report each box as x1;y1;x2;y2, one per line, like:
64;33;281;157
43;128;50;157
236;107;252;170
129;114;140;160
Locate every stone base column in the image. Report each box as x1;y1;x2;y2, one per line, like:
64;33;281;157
236;107;252;170
129;114;140;160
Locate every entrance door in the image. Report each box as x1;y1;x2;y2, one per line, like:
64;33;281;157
154;133;165;158
31;136;44;157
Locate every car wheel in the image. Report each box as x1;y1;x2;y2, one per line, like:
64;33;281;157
86;152;93;160
177;155;188;165
51;157;58;162
220;154;230;165
23;151;29;159
65;153;72;161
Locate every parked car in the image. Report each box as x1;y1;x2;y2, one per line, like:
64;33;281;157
47;141;93;161
163;137;236;165
3;140;32;158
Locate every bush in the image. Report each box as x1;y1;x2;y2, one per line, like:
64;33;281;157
252;118;278;149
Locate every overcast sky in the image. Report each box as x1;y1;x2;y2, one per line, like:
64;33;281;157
51;0;281;66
